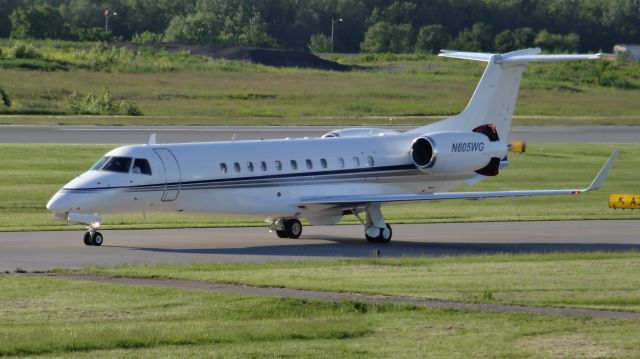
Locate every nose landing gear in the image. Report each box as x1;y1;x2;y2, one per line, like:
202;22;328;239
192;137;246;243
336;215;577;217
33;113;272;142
60;212;104;247
83;227;104;246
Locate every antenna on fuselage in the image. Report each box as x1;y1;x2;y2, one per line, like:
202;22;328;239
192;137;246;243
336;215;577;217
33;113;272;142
148;133;157;145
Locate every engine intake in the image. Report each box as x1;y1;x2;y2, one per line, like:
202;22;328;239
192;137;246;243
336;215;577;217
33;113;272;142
410;136;436;169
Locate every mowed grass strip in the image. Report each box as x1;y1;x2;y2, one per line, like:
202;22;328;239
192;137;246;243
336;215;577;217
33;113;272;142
2;274;640;358
78;252;640;313
2;52;640;125
0;143;638;232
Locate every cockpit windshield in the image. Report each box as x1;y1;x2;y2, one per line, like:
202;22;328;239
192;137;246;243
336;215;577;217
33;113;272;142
90;156;152;175
101;157;133;173
90;157;110;170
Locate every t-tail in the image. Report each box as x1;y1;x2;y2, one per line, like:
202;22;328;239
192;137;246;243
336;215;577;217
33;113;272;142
408;48;602;141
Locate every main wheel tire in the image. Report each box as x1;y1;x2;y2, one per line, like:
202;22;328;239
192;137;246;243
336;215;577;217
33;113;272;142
365;234;375;243
380;224;392;243
275;230;288;238
365;224;392;244
92;232;103;246
83;232;92;246
285;219;302;239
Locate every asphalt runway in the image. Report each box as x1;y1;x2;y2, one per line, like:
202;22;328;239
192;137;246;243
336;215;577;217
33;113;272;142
1;125;639;144
1;221;638;271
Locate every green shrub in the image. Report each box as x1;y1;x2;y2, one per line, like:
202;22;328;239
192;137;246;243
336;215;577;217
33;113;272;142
119;101;142;116
72;27;113;42
66;89;142;116
599;72;636;89
308;34;331;53
0;88;11;107
74;43;134;71
132;31;163;44
7;42;41;59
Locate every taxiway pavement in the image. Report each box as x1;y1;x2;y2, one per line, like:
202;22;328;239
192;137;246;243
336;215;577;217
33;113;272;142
1;221;638;271
1;125;639;144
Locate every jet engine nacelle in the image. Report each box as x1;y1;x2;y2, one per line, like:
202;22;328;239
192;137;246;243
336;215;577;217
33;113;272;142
410;131;507;175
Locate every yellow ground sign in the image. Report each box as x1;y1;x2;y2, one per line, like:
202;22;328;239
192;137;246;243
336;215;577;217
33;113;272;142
609;194;640;209
509;141;526;153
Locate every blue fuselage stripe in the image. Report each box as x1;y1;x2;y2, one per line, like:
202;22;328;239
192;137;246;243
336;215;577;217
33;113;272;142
62;164;418;193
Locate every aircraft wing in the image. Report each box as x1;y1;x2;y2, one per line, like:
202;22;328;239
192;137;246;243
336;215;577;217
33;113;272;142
300;150;618;211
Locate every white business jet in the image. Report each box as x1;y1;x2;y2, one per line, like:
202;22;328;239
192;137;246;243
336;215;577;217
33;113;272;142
47;48;617;246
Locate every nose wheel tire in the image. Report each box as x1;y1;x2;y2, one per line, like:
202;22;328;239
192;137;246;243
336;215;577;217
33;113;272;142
365;224;392;244
83;232;92;246
92;232;103;246
83;231;104;246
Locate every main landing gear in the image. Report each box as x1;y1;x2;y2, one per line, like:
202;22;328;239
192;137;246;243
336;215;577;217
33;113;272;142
83;227;103;246
353;203;392;244
271;204;392;244
270;218;303;239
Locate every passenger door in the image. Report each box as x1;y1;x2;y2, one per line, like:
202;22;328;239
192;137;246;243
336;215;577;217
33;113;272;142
153;148;181;201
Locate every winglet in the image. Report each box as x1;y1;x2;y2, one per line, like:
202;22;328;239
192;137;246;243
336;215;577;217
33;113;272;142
585;149;619;192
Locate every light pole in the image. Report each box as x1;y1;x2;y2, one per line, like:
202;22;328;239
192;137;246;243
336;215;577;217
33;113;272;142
331;18;343;53
104;9;117;32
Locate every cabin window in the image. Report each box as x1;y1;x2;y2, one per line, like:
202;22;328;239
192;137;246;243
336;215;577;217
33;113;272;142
338;157;345;168
101;156;132;173
220;163;227;174
290;160;298;170
320;158;327;169
367;156;374;167
260;161;267;171
247;161;254;172
234;162;241;172
132;158;152;175
90;157;110;170
306;159;313;169
353;157;360;167
275;160;282;171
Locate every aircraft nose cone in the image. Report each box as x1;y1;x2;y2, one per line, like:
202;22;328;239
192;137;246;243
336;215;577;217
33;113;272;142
46;191;67;212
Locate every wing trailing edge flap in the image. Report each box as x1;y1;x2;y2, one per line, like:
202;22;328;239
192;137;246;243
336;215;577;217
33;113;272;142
300;149;618;211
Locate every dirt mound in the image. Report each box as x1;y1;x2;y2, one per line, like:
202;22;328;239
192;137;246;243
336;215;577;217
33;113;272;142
117;42;356;71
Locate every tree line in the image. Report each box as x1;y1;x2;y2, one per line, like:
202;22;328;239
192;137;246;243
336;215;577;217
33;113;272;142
1;0;639;53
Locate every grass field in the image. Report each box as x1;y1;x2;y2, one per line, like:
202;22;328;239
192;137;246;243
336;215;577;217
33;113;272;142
78;252;640;313
0;143;638;232
4;253;640;358
1;66;639;124
1;40;640;125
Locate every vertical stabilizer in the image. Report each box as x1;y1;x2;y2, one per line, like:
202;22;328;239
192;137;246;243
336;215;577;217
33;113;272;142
409;48;601;141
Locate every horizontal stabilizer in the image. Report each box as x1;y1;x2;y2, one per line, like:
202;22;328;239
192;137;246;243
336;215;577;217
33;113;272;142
439;48;603;64
438;50;496;62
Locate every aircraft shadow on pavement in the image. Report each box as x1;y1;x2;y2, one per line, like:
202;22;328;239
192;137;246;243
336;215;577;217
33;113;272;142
124;235;640;258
